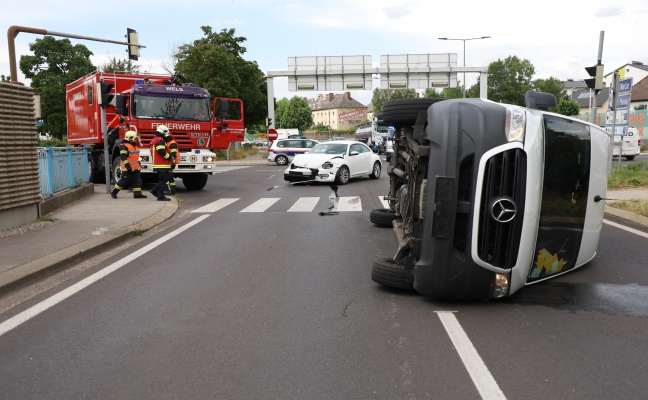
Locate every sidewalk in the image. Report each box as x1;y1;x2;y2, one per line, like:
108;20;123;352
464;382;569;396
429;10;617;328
0;157;646;292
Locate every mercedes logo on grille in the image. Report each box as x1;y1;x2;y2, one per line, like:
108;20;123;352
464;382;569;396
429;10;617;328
490;197;517;223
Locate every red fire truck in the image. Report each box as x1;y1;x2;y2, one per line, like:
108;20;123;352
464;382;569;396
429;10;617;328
66;72;245;190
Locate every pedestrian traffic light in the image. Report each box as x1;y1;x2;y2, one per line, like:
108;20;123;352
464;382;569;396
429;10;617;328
126;28;139;61
585;64;604;93
98;80;114;108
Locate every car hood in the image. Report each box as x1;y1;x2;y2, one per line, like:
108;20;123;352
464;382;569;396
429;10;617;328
292;153;344;168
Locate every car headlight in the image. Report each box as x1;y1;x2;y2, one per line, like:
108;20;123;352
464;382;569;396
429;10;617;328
505;106;526;142
322;161;333;169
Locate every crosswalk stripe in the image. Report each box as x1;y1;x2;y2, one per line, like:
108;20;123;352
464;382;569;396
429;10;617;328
241;198;281;213
191;198;240;213
337;196;362;212
288;197;320;212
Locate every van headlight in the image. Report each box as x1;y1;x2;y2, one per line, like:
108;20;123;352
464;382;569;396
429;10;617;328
492;273;510;298
505;107;526;142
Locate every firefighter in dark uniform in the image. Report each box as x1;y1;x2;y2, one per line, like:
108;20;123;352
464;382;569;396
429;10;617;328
150;125;173;201
164;132;179;195
111;131;147;199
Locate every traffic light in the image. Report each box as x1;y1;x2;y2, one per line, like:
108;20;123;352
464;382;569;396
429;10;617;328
266;117;272;127
585;64;604;93
126;28;139;61
97;80;114;108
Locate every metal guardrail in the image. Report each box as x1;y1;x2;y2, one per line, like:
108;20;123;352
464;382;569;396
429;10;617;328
37;146;89;197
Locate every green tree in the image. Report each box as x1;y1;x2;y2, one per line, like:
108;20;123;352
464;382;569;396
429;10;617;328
423;85;464;99
100;56;140;74
487;56;535;106
1;75;11;82
371;88;416;115
19;36;95;138
173;26;268;126
554;98;580;116
275;98;290;128
280;96;313;131
533;76;565;100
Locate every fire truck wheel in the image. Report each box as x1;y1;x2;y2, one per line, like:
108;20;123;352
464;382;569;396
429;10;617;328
111;158;122;185
182;173;208;190
369;208;398;227
371;258;415;292
88;156;102;184
382;98;445;127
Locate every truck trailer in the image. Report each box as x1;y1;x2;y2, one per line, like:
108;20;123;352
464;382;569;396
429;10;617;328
66;72;245;190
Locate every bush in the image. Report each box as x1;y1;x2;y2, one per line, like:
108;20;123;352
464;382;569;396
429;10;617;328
608;162;648;188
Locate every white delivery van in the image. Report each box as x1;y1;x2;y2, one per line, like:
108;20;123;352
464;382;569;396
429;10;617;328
612;127;641;160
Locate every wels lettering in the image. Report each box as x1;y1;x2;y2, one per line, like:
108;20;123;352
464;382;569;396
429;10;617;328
165;87;184;91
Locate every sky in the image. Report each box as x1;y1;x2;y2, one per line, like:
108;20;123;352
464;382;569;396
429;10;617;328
2;0;647;107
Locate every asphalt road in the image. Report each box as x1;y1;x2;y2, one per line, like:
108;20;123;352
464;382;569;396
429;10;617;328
1;163;647;399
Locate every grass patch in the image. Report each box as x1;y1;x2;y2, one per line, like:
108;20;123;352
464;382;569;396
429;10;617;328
134;228;143;237
607;162;648;189
39;216;57;222
608;200;648;218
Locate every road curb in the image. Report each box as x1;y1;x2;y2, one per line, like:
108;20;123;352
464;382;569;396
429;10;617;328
0;199;178;291
605;205;648;227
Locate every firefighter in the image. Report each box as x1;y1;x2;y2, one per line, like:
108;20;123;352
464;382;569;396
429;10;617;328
164;131;179;195
111;131;147;199
150;125;174;201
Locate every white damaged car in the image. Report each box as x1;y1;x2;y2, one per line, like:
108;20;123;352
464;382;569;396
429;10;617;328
284;140;382;184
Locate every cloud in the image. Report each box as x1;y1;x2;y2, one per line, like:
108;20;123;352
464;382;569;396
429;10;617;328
382;3;414;19
594;6;623;17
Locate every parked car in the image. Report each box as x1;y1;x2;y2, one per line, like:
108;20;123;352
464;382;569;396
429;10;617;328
612;126;641;160
284;140;382;184
371;93;610;300
267;138;319;165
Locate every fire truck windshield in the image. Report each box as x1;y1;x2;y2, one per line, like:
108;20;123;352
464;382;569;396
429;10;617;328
133;94;211;122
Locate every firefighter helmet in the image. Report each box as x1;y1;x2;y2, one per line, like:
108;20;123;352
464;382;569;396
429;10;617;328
124;130;138;142
156;125;170;137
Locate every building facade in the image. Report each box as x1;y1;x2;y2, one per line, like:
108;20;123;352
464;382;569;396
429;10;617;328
308;92;368;130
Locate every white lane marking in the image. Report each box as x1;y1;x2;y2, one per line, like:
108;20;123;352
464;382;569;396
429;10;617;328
0;215;211;338
603;219;648;239
337;196;362;212
288;197;320;212
191;198;239;213
240;198;281;213
436;312;507;400
379;196;389;209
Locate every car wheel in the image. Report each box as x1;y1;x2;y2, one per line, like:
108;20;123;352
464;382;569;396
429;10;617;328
335;165;350;184
369;161;381;179
371;258;415;292
276;155;289;166
369;208;398;227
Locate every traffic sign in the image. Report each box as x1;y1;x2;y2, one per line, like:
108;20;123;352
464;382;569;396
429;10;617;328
267;128;278;141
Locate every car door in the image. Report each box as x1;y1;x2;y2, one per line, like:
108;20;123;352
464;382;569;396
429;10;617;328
348;143;372;175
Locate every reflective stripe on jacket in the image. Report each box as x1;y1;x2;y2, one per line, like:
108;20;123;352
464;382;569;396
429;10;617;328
151;136;173;169
120;142;141;171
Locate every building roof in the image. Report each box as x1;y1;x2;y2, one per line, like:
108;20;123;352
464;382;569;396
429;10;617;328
604;61;648;78
308;92;367;111
562;80;587;90
630;75;648;102
571;87;611;108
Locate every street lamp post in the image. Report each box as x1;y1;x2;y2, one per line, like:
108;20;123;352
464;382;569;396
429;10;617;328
438;36;490;97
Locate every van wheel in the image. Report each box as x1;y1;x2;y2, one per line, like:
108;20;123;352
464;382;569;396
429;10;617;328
371;258;415;292
382;98;445;127
370;208;397;227
625;155;635;161
275;155;289;165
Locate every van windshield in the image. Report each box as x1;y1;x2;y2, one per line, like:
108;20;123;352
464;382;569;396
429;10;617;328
528;115;591;282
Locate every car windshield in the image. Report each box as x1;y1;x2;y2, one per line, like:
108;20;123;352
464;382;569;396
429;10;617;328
310;143;348;155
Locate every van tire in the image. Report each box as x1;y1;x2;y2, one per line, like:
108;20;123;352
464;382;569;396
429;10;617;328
370;208;397;227
625;155;635;161
382;98;444;127
371;258;415;291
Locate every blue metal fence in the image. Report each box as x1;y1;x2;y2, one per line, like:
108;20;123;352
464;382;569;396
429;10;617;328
37;146;89;197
